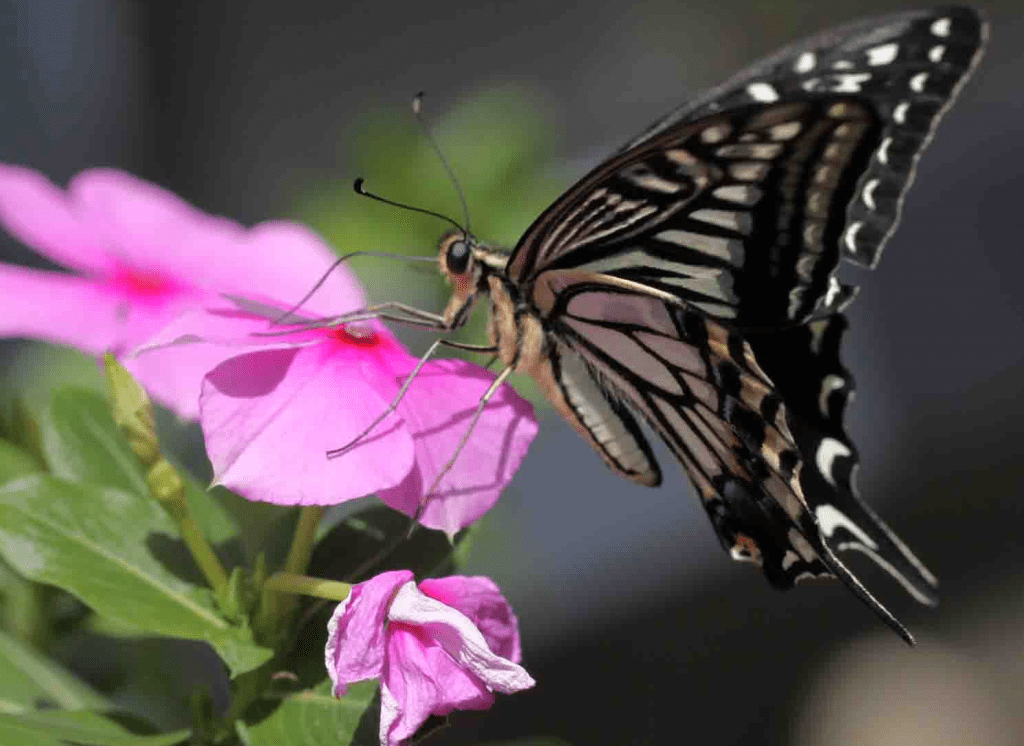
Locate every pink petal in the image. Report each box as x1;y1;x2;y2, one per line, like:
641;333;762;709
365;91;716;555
200;339;416;505
233;222;367;317
0;164;114;275
377;359;537;536
325;570;413;697
418;577;522;663
68;169;244;289
386;582;534;695
70;172;364;316
128;306;322;418
0;262;203;356
380;625;494;746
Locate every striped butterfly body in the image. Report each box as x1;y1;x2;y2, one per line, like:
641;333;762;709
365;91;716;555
431;7;985;643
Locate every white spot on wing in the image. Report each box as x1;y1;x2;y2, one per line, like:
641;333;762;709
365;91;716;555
866;42;899;66
824;276;841;307
929;44;945;63
832;60;854;70
877;136;892;165
910;72;929;93
782;550;801;570
746;82;779;102
794;51;816;73
831;72;872;93
862;178;880;210
818;374;845;417
843;222;862;254
700;124;731;143
768;121;802;141
729;162;769;181
716;142;783;160
931;17;951;37
816;504;878;548
815;437;852;488
893;101;910;124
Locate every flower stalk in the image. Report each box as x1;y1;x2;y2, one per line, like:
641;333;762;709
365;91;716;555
264;572;351;602
104;354;229;596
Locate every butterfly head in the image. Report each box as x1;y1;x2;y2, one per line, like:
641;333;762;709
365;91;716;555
437;229;484;328
437;229;513;328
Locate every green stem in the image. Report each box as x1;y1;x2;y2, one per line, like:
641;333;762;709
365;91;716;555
264;572;351;602
253;506;325;642
284;506;324;575
178;510;230;596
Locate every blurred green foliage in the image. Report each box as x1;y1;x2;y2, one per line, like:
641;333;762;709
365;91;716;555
293;86;567;403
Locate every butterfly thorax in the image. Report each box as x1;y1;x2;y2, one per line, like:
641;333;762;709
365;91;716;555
436;230;551;374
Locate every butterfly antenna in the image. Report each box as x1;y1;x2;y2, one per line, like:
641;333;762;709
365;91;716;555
272;248;437;325
353;178;466;235
412;91;471;236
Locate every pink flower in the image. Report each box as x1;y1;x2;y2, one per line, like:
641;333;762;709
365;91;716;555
0;163;537;532
137;298;537;535
326;570;534;746
0;164;361;416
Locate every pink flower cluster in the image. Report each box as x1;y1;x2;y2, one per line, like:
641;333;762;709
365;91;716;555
0;165;537;743
0;164;537;535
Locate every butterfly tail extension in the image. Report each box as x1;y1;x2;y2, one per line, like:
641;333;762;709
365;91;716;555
747;315;938;616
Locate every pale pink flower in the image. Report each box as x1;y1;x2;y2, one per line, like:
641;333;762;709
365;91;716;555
137;298;537;535
0;164;361;416
326;570;534;746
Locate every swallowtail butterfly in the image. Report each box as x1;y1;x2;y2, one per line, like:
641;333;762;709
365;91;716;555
357;7;987;643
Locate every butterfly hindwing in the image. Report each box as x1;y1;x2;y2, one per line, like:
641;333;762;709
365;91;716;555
534;276;923;640
746;315;939;605
508;7;985;327
536;277;818;576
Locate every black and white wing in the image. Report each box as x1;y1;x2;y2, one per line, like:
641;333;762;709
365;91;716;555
746;315;939;606
532;275;931;641
507;7;985;327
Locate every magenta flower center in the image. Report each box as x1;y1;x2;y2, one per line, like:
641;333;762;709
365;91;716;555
328;325;383;348
111;265;176;297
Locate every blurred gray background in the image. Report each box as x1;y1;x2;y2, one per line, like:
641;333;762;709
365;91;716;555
1;1;1023;744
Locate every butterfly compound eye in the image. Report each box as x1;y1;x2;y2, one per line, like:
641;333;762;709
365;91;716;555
446;239;471;275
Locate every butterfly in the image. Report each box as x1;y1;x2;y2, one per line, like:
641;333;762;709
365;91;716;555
341;7;986;643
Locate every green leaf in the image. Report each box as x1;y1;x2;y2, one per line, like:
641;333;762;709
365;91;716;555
0;627;107;710
41;387;240;552
40;388;149;496
0;439;44;484
0;710;189;746
0;475;271;675
236;680;377;746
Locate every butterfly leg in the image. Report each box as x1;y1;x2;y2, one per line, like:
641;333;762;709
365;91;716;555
326;337;498;458
411;365;515;525
325;302;451;329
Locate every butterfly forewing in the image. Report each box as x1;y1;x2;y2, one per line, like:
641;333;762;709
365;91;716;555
507;7;985;327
